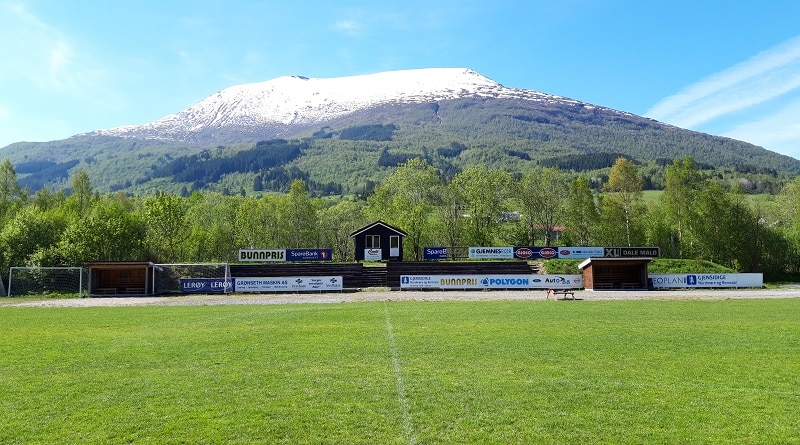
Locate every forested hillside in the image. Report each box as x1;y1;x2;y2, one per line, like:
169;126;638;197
3;96;798;196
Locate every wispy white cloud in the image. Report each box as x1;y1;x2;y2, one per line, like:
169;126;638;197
646;35;800;128
723;97;800;153
334;19;365;36
645;34;800;158
331;6;440;38
0;2;106;95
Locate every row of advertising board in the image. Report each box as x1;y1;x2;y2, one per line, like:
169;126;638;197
180;276;343;293
398;273;763;290
179;273;762;293
423;246;661;260
236;247;660;262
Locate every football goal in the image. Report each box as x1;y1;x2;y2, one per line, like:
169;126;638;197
153;263;232;294
7;267;88;297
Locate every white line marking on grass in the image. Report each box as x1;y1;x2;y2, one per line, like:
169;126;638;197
384;302;417;445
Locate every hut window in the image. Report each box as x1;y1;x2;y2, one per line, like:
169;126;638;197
366;235;380;248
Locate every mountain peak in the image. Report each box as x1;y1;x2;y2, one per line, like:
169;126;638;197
90;68;560;143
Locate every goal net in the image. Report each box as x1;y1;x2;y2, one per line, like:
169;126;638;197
7;267;88;297
153;263;232;294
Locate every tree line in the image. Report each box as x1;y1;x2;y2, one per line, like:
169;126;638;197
1;155;799;281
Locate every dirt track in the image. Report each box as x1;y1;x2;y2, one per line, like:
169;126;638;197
5;287;800;308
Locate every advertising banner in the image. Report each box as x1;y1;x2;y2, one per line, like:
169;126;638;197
603;247;661;258
468;247;514;259
234;276;343;292
513;247;559;259
649;273;763;289
556;247;605;259
400;274;582;290
238;249;286;262
423;247;449;260
285;249;333;262
180;278;233;293
364;248;382;261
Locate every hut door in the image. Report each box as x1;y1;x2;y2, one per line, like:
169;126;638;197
390;235;400;257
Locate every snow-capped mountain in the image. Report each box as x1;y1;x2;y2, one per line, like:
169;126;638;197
6;66;800;194
91;68;584;142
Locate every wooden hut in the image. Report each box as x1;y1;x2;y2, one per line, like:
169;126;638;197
350;221;407;261
578;257;651;290
86;262;156;296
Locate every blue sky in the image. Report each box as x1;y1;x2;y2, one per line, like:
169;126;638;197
2;0;800;159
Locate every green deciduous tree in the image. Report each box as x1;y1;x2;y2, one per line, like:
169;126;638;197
69;168;94;216
0;206;69;273
433;181;466;248
318;200;368;262
367;158;442;259
662;156;706;258
186;192;241;262
278;179;319;248
564;175;599;246
142;192;189;262
517;167;569;246
0;158;26;221
235;195;280;248
451;166;513;246
59;197;147;263
604;157;644;246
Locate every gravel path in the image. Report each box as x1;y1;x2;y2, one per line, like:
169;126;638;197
5;287;800;308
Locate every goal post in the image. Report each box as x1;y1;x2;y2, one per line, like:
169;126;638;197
7;267;88;297
153;263;232;294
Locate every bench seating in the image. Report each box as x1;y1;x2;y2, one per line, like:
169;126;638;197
546;288;575;300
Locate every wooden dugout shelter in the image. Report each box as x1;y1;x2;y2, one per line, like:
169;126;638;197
578;257;652;291
86;262;156;296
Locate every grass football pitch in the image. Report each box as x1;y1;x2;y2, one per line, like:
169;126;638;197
1;298;798;444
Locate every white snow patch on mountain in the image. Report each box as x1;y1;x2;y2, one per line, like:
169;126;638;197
90;68;572;141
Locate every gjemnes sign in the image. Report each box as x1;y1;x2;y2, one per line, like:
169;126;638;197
469;247;514;259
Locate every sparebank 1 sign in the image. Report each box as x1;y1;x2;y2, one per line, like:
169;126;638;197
286;249;332;262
